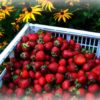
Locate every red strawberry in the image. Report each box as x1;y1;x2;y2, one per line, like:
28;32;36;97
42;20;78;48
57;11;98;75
82;63;91;71
48;62;58;73
38;76;46;86
29;70;35;78
88;84;99;93
35;72;42;79
40;65;48;75
59;59;67;66
45;42;53;50
14;62;21;69
44;84;51;92
95;58;100;65
69;39;75;48
76;88;86;96
55;88;63;95
61;40;69;51
34;84;42;93
20;52;30;59
62;80;70;90
21;36;29;42
58;66;66;74
13;75;21;85
8;82;14;89
56;73;64;84
15;88;24;97
54;39;62;47
78;75;86;84
74;43;81;51
36;50;45;61
15;69;21;75
19;79;30;89
27;41;36;48
78;70;85;77
6;88;13;95
51;46;60;57
35;44;44;51
85;53;95;60
85;93;95;100
43;32;52;42
67;63;78;72
62;50;73;58
21;69;29;78
45;74;55;83
28;33;38;41
16;42;22;51
34;79;39;84
92;65;100;76
22;43;30;51
68;58;73;64
74;54;86;65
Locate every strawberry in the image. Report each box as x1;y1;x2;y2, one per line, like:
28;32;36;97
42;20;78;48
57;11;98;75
28;33;38;41
40;65;48;75
62;80;70;90
15;69;21;75
35;72;42;79
8;82;14;89
95;58;100;65
61;40;69;51
48;62;58;73
51;46;60;57
45;74;55;83
76;88;86;96
19;79;30;89
21;35;29;42
62;50;73;59
13;75;21;85
58;66;66;74
55;88;63;96
14;62;21;69
35;44;44;51
74;43;81;51
82;63;91;71
78;70;85;77
74;54;86;65
15;88;24;97
6;88;13;95
44;84;51;92
43;32;52;42
20;52;30;59
56;73;64;84
85;93;95;100
78;75;86;84
21;69;29;78
38;76;46;86
92;65;100;76
22;43;30;51
27;41;36;48
54;39;62;47
34;79;39;84
36;50;45;61
69;39;75;48
85;53;95;60
34;84;42;93
67;63;78;72
45;42;53;50
59;59;67;66
16;42;22;52
88;84;99;93
68;58;73;64
29;70;35;78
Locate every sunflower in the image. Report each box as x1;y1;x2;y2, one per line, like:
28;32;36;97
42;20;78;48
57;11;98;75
11;22;20;31
17;5;42;22
37;0;55;12
65;0;80;6
0;11;5;20
54;9;73;23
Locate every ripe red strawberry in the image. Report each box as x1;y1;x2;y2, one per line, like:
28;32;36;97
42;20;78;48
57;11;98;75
85;53;95;60
51;46;60;57
27;41;36;48
44;84;51;92
35;44;44;51
68;58;73;64
21;69;29;78
8;82;14;89
78;70;85;77
22;43;30;51
28;33;38;41
74;54;86;65
21;36;29;43
82;63;91;71
57;37;63;44
88;84;99;93
62;50;73;58
29;70;35;78
15;88;24;97
76;88;86;96
20;52;30;59
95;58;100;65
14;62;21;69
69;39;75;48
15;69;21;75
13;75;21;85
16;42;22;51
45;74;55;83
40;65;48;75
92;65;100;76
35;72;42;79
58;66;66;73
6;88;13;95
38;76;46;86
67;63;78;72
59;59;67;66
85;93;95;100
56;73;64;84
45;55;50;60
61;40;69;51
34;79;39;84
48;62;58;73
36;50;45;61
78;75;86;84
54;39;62;47
43;33;52;42
34;84;42;93
74;43;81;51
19;79;30;89
55;88;63;95
45;42;53;50
62;80;70;90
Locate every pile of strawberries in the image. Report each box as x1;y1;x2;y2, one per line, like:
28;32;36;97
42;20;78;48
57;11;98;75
0;31;100;100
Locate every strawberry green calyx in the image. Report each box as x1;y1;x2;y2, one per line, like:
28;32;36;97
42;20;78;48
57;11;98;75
22;43;29;48
54;40;60;47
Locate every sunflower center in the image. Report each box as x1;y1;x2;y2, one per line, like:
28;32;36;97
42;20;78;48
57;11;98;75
27;7;32;12
1;6;6;10
60;11;64;15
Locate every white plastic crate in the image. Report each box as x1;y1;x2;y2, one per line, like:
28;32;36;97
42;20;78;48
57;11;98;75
0;23;100;86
